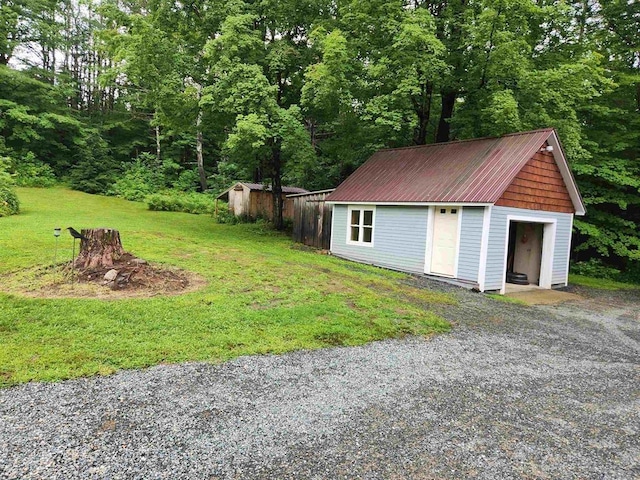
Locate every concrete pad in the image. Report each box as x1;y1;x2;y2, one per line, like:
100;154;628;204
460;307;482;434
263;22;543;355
505;288;583;305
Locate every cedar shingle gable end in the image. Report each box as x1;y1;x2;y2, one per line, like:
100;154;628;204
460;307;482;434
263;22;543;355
495;147;575;214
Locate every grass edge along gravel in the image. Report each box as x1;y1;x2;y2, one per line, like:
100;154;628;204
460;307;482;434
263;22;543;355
0;188;453;387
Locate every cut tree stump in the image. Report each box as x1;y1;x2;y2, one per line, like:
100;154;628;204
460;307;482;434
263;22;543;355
74;228;125;269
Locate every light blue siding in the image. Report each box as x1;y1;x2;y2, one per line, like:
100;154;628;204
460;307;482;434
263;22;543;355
457;207;485;282
331;205;428;274
484;206;573;291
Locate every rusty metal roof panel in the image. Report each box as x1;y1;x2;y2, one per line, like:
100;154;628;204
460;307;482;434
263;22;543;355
326;129;555;204
241;182;309;194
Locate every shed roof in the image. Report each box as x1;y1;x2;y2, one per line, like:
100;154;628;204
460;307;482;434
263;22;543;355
217;182;308;199
326;129;585;215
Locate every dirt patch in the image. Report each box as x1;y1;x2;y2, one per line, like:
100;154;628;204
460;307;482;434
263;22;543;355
1;253;206;299
504;288;584;305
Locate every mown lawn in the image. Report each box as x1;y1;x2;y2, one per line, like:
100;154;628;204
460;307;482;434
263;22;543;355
0;188;452;387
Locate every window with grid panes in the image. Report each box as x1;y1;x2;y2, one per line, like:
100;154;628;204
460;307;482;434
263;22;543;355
348;207;374;245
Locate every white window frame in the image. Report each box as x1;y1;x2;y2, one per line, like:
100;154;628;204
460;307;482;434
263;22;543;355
346;205;376;247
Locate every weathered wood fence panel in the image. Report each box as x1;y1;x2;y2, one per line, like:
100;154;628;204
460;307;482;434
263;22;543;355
291;190;334;250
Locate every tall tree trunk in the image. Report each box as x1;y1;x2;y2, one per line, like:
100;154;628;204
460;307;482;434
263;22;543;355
413;81;433;145
195;83;207;191
436;91;457;143
195;110;207;191
154;119;161;163
271;141;284;230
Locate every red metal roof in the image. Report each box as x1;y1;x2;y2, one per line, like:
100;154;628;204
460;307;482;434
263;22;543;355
326;129;558;204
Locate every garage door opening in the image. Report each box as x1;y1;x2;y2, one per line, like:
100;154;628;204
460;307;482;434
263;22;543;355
506;221;544;287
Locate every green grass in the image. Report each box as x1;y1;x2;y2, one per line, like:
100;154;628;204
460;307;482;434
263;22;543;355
485;293;527;305
568;274;640;291
0;187;453;387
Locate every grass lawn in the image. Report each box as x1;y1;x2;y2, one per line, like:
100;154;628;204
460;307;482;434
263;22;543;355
0;188;452;387
568;274;640;291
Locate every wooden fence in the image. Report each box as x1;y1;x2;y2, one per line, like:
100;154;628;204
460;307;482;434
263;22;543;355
290;190;334;250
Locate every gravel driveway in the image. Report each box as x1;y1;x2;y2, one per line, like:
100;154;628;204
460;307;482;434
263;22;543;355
1;281;639;479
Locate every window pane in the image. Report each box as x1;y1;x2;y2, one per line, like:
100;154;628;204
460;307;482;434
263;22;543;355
363;227;372;243
351;210;360;225
351;226;360;241
363;210;373;226
451;209;457;214
440;208;446;214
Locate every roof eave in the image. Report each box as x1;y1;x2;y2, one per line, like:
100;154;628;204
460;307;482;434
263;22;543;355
546;130;587;216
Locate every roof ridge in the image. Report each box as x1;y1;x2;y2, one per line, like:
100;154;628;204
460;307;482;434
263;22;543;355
376;128;555;153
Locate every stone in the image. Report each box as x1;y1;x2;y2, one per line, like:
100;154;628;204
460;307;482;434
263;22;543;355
104;269;118;281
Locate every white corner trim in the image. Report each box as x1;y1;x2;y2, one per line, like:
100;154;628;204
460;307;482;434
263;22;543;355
424;206;435;274
564;213;574;286
477;205;492;292
345;205;376;248
329;203;336;252
453;206;463;278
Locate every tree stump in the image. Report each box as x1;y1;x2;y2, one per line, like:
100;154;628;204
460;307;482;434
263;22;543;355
74;228;125;269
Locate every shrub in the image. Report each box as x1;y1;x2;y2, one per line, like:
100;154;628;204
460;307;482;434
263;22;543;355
0;157;19;217
68;132;117;194
110;153;165;201
146;190;215;215
571;258;621;280
172;169;199;192
13;152;56;187
214;204;240;224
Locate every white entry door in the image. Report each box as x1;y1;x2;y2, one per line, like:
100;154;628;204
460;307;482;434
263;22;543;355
430;207;460;276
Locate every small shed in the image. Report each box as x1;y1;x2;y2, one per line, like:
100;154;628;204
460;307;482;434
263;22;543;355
216;182;308;221
288;189;335;249
325;128;586;294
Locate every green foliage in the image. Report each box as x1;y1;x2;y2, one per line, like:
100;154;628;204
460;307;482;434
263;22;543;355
12;151;56;187
570;259;621;280
110;153;166;201
214;204;241;225
146;190;215;214
0;188;451;386
0;156;19;216
68;132;117;194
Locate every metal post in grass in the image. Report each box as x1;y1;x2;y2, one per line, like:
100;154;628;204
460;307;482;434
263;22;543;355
66;227;86;283
53;227;61;264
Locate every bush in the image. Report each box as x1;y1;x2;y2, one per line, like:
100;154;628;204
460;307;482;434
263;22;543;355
68;132;117;194
214;204;241;224
110;153;165;201
13;152;56;187
146;190;215;215
571;258;621;280
0;157;19;217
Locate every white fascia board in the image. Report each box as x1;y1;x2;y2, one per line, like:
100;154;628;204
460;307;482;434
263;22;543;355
325;201;493;207
547;131;586;216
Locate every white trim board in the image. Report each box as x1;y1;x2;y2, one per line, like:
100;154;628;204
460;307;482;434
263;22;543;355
477;205;492;292
423;206;435;274
499;214;557;295
547;131;586;215
326;201;492;207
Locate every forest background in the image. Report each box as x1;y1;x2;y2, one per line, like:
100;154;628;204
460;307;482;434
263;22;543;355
0;0;638;279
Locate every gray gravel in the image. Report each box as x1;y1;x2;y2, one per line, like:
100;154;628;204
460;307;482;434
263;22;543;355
1;280;639;479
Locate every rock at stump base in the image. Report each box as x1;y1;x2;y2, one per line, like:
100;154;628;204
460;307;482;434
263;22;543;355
104;269;118;281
